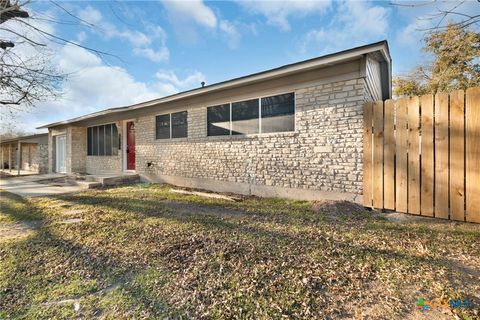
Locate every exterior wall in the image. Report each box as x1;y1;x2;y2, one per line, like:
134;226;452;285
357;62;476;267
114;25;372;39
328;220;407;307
20;143;36;171
67;126;87;173
134;77;366;201
86;155;122;174
1;144;16;170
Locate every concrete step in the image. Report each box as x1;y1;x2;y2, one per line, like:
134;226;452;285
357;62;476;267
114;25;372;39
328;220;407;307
84;174;140;186
76;181;102;189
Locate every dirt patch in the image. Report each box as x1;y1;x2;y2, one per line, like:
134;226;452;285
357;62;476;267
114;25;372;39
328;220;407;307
312;200;368;216
0;221;42;241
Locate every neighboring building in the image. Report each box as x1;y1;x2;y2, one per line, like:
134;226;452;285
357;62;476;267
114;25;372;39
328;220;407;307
0;133;49;174
38;41;391;202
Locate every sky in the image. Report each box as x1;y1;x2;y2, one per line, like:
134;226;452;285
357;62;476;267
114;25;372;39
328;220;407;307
2;0;479;134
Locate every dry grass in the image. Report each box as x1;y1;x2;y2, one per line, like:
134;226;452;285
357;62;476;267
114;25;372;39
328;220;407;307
0;184;479;319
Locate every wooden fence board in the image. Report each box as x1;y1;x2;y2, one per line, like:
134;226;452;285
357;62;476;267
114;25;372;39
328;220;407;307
466;87;480;223
396;98;408;213
383;99;395;210
408;97;420;214
363;102;374;207
450;90;465;221
364;86;480;223
420;95;434;217
435;92;449;219
373;101;384;208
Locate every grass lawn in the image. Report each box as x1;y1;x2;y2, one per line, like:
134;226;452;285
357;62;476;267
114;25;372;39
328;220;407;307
0;185;479;319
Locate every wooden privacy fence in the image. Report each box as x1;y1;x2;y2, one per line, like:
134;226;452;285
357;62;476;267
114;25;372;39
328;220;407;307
363;87;480;223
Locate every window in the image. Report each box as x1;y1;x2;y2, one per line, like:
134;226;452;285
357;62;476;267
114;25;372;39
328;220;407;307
207;104;230;136
232;99;259;135
156;111;188;139
261;93;295;133
172;111;188;138
87;123;119;156
206;92;295;136
155;114;170;139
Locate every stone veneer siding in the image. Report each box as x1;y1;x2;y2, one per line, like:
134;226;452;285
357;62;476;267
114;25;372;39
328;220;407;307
134;78;366;200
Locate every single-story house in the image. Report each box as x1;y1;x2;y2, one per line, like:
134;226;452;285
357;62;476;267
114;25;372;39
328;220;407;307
38;41;391;202
0;133;49;175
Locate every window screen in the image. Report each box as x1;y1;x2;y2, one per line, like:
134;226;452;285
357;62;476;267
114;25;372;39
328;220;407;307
171;111;188;138
207;104;230;136
87;124;119;156
232;99;259;135
261;93;295;133
155;114;170;139
87;127;93;155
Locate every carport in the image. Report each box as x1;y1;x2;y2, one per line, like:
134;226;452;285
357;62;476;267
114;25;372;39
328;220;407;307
0;133;48;176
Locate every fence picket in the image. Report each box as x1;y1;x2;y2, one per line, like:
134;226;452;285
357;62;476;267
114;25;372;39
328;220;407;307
408;97;420;214
383;100;395;210
434;93;449;219
450;90;465;221
395;98;408;213
420;95;434;217
373;101;384;208
364;87;480;223
466;87;480;223
363;102;374;207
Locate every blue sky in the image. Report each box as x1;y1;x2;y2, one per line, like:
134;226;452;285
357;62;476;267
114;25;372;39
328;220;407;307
3;0;479;133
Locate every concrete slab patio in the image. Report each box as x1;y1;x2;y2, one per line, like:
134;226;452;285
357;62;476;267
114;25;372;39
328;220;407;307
0;174;86;197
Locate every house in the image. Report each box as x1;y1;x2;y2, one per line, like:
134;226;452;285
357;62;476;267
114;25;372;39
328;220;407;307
38;41;391;202
0;133;49;175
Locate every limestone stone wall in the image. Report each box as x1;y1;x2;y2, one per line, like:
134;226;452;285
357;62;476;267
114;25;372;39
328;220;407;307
68;126;87;173
86;155;122;174
135;77;366;199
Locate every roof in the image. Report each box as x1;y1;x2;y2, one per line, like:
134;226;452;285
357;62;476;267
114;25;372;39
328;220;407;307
0;133;48;145
38;40;391;129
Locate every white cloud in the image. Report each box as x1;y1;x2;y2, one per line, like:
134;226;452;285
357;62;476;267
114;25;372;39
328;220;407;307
155;70;206;95
78;6;169;62
133;47;170;63
219;20;240;49
299;1;389;55
162;0;242;48
163;0;217;28
239;0;332;31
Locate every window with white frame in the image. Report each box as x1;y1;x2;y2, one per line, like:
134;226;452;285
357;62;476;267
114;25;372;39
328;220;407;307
206;92;295;136
155;111;188;139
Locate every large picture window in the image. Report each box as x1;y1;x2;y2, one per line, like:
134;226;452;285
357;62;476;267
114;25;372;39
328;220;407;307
207;104;230;136
156;111;188;139
87;123;119;156
261;93;295;133
207;92;295;136
232;99;259;135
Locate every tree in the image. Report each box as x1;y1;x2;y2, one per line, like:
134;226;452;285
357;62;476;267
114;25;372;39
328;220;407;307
394;23;480;96
0;0;113;109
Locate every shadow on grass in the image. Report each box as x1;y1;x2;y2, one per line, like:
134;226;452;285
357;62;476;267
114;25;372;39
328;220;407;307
3;187;479;318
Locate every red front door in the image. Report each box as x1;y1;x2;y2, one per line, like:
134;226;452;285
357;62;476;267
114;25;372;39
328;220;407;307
126;121;135;170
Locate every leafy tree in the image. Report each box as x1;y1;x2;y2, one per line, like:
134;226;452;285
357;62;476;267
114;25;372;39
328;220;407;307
394;23;480;96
